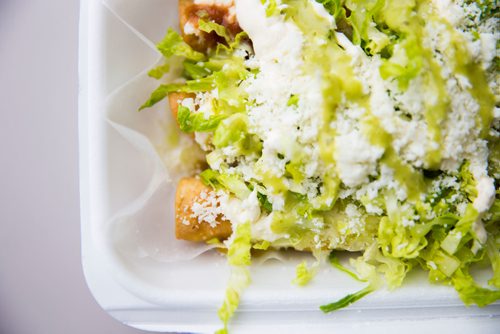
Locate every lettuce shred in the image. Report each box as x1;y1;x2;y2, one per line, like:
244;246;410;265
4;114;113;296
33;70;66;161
177;105;226;132
293;261;316;286
320;286;374;313
198;19;232;44
139;26;251;111
216;222;252;334
156;28;205;61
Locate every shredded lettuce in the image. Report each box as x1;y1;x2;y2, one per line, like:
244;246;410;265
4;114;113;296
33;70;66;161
459;162;478;201
344;0;388;53
256;192;273;212
487;236;500;288
212;113;262;156
312;172;340;210
216;222;253;334
329;252;365;282
287;94;300;107
293;261;316;286
253;240;271;250
261;0;279;17
378;194;441;259
452;269;500;307
216;267;250;334
140;26;251;111
315;0;346;19
182;61;212;80
228;222;253;266
200;169;251;200
356;242;409;289
320;286;374;313
139;78;215;110
215;31;250;55
176;105;226;132
148;62;170;79
198;19;232;44
440;204;479;255
157;28;205;61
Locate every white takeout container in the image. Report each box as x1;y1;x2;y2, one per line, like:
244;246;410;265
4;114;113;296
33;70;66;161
79;0;500;333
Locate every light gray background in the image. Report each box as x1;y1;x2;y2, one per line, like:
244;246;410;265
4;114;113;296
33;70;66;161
0;1;148;333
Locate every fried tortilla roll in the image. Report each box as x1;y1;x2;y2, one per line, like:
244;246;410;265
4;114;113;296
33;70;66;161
168;1;240;124
175;177;232;242
173;1;241;242
178;0;241;52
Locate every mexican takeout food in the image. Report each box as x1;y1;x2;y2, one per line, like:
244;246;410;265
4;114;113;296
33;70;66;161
140;0;499;332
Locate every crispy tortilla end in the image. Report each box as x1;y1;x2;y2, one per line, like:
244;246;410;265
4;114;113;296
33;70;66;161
175;177;232;242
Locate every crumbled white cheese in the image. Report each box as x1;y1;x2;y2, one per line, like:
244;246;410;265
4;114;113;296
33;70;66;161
195;92;215;119
339;204;364;235
194;132;212;151
233;0;325;199
334;129;384;187
479;32;498;69
337;32;431;169
219;190;261;226
432;0;465;27
268;193;285;211
183;22;197;36
180;97;195;110
473;175;496;214
355;164;408;211
190;190;229;228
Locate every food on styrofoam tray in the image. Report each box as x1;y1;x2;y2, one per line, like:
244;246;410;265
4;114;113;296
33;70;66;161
139;0;500;332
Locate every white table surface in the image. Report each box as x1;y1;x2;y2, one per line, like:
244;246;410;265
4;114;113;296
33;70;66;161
0;1;149;333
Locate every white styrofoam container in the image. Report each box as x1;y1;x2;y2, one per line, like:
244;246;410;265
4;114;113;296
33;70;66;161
79;0;500;333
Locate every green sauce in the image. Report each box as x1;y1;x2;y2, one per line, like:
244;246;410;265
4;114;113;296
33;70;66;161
362;111;426;201
444;24;495;138
286;0;429;202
